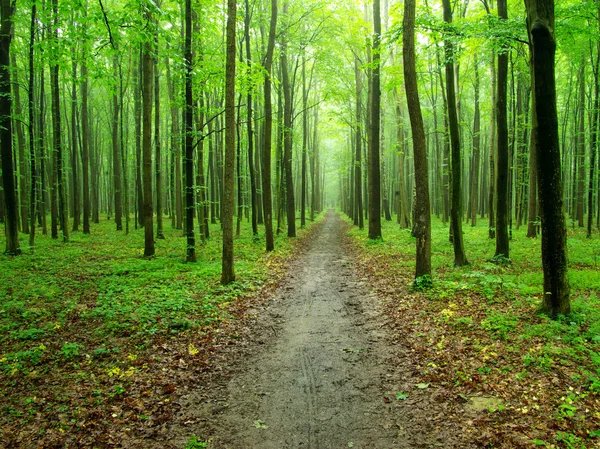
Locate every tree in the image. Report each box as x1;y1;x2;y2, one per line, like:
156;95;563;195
28;0;37;249
442;0;468;266
403;0;431;278
495;0;509;258
142;3;155;258
184;0;195;262
368;0;382;240
262;0;276;252
281;1;295;238
354;56;364;230
221;0;237;284
525;0;570;317
0;0;19;254
50;0;68;243
244;0;258;236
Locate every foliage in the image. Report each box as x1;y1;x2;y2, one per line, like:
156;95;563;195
0;214;324;446
348;216;600;447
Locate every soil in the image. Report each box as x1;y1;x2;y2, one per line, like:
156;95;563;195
159;211;444;449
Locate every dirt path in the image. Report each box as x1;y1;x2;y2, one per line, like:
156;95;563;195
172;211;439;448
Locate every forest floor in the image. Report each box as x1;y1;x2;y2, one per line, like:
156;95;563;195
155;209;445;449
2;210;600;448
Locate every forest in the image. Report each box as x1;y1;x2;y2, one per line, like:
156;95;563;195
1;0;600;447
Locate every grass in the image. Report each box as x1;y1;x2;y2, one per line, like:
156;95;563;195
347;215;600;448
0;213;323;447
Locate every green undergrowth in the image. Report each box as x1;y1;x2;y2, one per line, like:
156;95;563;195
347;215;600;448
0;213;323;446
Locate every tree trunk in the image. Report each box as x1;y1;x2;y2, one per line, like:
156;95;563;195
221;0;237;283
589;24;600;238
403;0;431;278
81;19;90;235
495;0;509;258
368;0;382;240
51;0;68;242
0;0;19;254
142;5;155;258
134;49;144;228
112;56;123;231
281;1;296;238
526;0;570;317
488;53;497;238
354;57;364;230
70;53;80;232
301;54;308;228
576;61;586;228
471;61;481;227
261;0;277;251
28;2;37;248
183;0;195;261
154;45;164;239
245;0;258;235
443;0;468;266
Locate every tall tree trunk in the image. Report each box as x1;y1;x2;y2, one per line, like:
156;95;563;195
443;0;468;266
28;1;37;248
368;0;382;240
526;0;570;317
51;0;68;242
81;15;90;235
221;0;237;283
489;53;497;238
589;24;600;238
403;0;431;278
576;61;586;228
71;53;80;232
134;49;144;228
471;61;481;227
12;55;28;235
495;0;510;258
112;56;123;231
281;1;295;238
0;0;19;254
142;5;155;258
262;0;277;251
245;0;258;235
184;0;195;261
354;57;364;230
301;54;308;228
154;44;164;239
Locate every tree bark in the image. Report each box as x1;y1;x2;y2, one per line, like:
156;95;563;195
245;0;258;236
184;0;195;261
28;1;37;248
442;0;468;266
526;0;570;317
495;0;509;258
51;0;68;242
142;4;155;258
403;0;431;278
0;0;19;254
368;0;382;240
354;57;364;230
112;56;123;231
221;0;237;283
471;61;481;227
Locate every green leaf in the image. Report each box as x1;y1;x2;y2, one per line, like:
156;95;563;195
396;392;408;400
254;419;268;429
415;383;430;389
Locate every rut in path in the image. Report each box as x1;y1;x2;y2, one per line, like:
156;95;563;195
194;211;436;448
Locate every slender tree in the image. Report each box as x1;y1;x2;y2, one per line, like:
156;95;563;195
142;3;155;258
368;0;382;240
442;0;468;266
495;0;509;258
155;37;164;240
28;0;37;248
184;0;195;261
245;0;258;236
51;0;68;242
0;0;19;254
354;56;364;230
525;0;570;317
261;0;277;251
470;61;481;227
403;0;431;277
221;0;237;283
